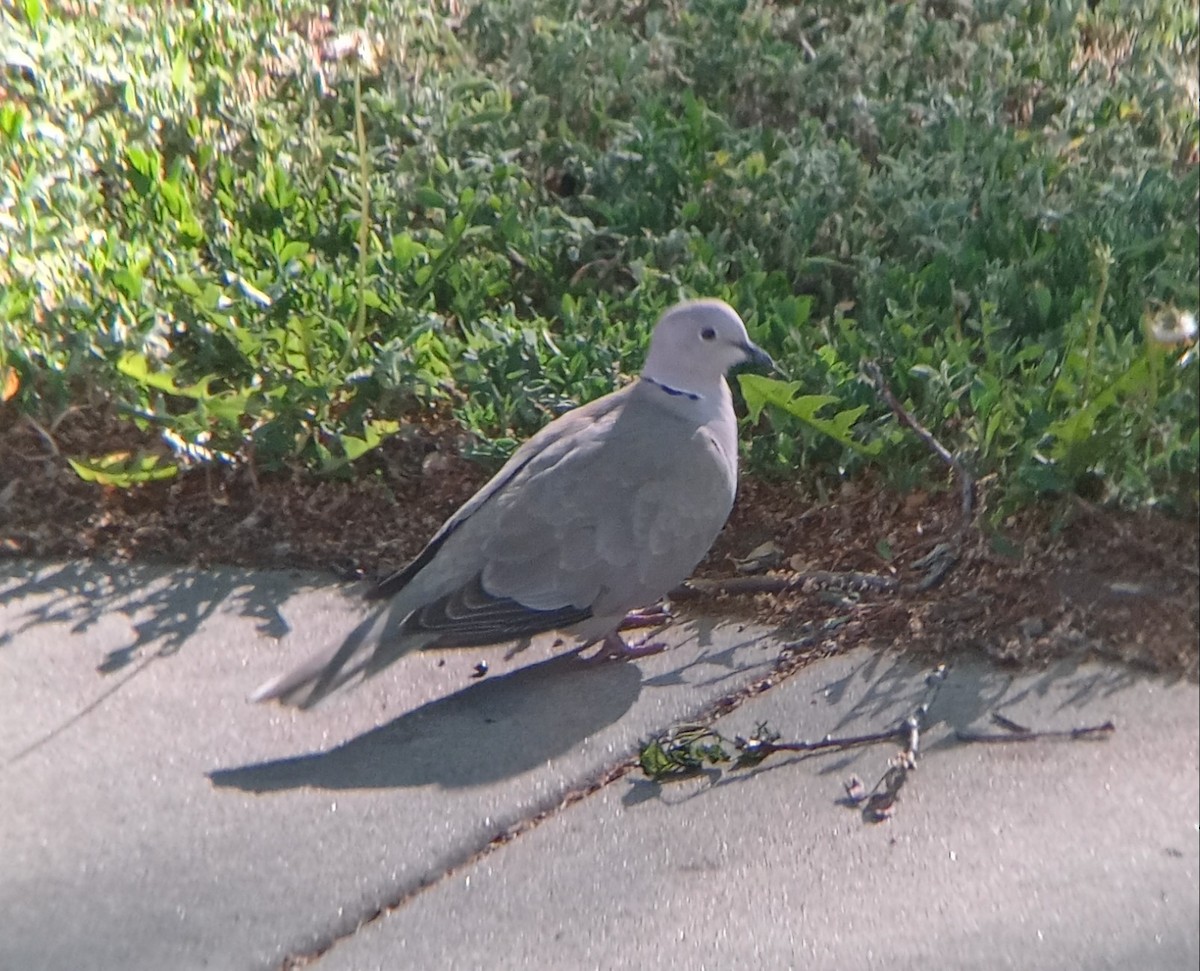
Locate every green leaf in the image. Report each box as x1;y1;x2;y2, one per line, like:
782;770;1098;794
176;215;204;244
1044;356;1150;456
125;145;155;178
125;144;157;196
738;374;882;457
171;49;189;92
111;267;143;299
638;739;675;779
68;453;178;488
201;392;252;425
278;240;310;263
1030;284;1052;325
0;102;26;138
322;419;401;472
638;726;729;780
158;179;186;217
391;233;425;268
117;352;212;399
415;186;449;210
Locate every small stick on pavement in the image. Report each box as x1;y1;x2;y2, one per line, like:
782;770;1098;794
746;663;948;761
839;664;948;821
641;664;1118;827
863;360;974;532
738;723;908;759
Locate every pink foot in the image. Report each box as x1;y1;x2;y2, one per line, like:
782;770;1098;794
582;631;669;663
619;604;674;630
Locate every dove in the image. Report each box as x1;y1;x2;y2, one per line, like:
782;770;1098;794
252;298;772;706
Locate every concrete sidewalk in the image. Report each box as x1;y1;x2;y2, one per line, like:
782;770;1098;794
2;559;1197;970
0;559;784;970
320;650;1199;971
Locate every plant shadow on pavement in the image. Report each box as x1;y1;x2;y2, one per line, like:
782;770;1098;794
0;560;321;670
208;620;771;792
817;648;1152;750
0;559;336;764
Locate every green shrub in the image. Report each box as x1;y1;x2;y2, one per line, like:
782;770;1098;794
3;0;1196;511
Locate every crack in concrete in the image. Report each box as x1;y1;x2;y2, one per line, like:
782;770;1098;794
270;635;833;969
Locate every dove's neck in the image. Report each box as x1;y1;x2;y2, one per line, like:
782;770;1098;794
640;360;727;404
642;376;703;402
637;373;733;427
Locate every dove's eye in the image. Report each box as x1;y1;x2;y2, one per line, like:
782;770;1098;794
700;327;717;341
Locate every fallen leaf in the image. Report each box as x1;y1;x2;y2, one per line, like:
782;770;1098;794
1;366;18;402
732;540;784;574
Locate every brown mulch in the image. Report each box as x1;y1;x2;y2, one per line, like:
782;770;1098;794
2;405;1196;681
718;478;1199;681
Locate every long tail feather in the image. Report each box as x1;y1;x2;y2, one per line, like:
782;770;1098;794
250;606;397;708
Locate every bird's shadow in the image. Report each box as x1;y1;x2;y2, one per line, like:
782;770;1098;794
210;652;645;793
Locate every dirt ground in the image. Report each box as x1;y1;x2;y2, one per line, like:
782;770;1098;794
1;405;1196;681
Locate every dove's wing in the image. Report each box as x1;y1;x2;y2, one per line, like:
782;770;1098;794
395;378;738;646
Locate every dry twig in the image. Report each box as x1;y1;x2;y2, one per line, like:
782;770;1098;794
20;414;61;458
863;360;974;534
673;569;898;599
643;665;1118;826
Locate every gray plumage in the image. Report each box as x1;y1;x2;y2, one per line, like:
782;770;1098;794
252;298;772;707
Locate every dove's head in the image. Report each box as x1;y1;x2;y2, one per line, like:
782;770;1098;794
642;299;773;396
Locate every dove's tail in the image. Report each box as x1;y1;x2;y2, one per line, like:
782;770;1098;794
250;606;397;708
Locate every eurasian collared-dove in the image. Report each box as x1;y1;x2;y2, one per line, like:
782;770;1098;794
252;298;772;706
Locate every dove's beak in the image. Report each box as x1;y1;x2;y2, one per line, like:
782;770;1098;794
741;341;776;372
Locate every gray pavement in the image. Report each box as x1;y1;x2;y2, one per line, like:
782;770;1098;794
0;559;782;971
320;650;1199;971
1;558;1197;970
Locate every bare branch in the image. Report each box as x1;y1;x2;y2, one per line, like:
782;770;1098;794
642;664;1116;827
749;724;907;757
863;360;974;532
672;569;898;600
